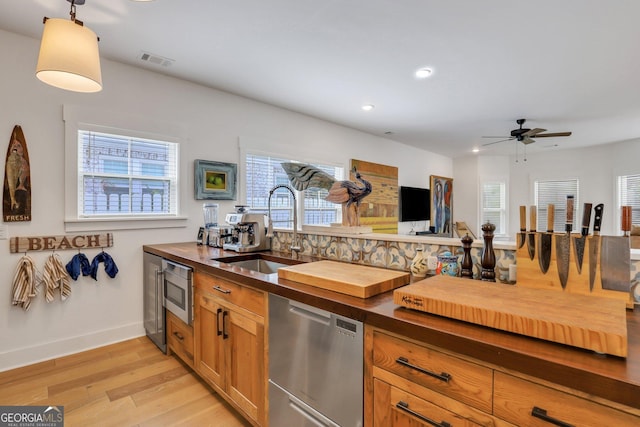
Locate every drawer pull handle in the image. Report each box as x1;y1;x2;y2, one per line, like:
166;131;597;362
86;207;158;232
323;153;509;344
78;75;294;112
222;310;229;339
216;308;223;336
213;285;231;294
531;406;575;427
396;357;452;383
396;401;451;427
172;331;184;341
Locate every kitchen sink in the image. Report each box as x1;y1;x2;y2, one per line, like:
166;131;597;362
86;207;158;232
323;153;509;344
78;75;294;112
214;253;302;274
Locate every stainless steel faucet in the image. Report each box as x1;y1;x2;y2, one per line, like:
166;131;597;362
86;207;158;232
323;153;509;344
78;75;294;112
267;184;301;257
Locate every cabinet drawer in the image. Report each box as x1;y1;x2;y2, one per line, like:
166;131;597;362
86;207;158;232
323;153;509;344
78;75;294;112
167;310;194;367
374;378;483;427
372;330;493;413
195;271;265;316
494;372;639;426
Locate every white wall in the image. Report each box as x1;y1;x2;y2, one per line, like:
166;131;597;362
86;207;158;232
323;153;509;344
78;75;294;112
454;140;640;241
0;29;452;370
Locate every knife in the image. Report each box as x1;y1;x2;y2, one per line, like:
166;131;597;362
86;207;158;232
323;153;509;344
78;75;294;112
588;204;603;292
601;205;631;292
572;202;592;274
527;206;536;260
538;204;554;274
556;195;573;289
518;205;527;249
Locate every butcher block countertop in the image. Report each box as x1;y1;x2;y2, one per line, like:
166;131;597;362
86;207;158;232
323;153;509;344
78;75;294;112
143;242;640;411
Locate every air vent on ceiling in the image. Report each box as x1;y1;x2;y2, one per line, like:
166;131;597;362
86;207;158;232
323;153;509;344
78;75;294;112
138;51;174;67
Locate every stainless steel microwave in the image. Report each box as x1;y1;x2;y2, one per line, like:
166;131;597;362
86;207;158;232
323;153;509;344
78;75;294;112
162;260;193;325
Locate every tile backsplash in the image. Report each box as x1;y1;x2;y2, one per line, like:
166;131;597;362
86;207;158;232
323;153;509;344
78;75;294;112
272;230;640;302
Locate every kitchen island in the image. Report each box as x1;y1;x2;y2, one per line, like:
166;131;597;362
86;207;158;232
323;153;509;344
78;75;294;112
144;242;640;425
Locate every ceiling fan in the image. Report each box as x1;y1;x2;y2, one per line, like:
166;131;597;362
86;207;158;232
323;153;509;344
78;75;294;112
483;118;572;146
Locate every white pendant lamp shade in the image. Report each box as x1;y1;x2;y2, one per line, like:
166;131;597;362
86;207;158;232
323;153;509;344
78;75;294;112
36;18;102;93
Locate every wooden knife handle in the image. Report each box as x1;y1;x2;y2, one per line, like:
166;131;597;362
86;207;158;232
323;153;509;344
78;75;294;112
547;204;555;232
581;203;593;236
566;195;574;232
519;206;526;231
622;206;632;233
529;206;537;232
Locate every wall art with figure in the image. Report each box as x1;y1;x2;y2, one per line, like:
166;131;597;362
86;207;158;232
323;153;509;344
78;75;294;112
430;175;453;237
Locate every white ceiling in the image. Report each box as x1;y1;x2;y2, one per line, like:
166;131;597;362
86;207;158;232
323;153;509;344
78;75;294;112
2;0;640;158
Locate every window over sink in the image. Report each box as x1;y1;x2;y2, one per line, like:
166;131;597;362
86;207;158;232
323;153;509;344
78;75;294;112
243;152;344;228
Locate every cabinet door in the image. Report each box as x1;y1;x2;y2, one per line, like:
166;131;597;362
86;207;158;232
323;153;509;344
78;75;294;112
373;379;482;427
194;290;225;389
225;306;265;426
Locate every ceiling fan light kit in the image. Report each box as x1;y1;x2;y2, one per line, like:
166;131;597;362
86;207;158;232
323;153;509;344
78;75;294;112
36;0;102;93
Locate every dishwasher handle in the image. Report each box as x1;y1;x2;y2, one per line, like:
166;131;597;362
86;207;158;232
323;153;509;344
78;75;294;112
288;299;331;325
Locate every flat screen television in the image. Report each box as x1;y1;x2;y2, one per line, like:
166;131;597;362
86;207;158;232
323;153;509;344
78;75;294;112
399;186;430;222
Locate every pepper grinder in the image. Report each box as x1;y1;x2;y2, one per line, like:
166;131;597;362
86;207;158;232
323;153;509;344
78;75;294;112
481;222;496;282
460;233;474;278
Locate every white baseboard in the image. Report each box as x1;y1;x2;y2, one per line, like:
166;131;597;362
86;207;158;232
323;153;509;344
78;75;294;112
0;322;146;372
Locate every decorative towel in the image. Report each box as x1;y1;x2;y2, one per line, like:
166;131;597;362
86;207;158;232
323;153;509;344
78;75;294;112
89;251;119;280
43;253;71;302
65;253;92;280
11;255;39;311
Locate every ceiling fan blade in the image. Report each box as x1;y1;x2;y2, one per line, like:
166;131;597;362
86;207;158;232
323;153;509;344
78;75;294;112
533;131;572;138
522;136;536;145
482;135;510;138
482;137;515;146
524;128;547;137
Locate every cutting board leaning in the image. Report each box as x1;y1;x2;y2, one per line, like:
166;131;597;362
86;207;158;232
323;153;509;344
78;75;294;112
3;125;31;222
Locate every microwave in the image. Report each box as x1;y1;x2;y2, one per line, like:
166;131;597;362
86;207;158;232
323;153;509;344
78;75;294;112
162;260;193;325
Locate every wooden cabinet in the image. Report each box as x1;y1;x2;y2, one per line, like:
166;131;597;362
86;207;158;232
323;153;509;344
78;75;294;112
368;327;506;427
194;271;266;427
494;371;639;426
166;310;194;368
366;325;640;427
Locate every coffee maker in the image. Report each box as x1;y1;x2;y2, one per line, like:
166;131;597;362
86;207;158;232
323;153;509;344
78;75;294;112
223;206;271;252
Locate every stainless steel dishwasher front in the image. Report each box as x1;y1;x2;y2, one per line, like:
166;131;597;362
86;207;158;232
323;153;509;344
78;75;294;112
269;293;363;427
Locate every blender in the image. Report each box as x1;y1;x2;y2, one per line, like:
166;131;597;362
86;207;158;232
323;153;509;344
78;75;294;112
203;203;233;247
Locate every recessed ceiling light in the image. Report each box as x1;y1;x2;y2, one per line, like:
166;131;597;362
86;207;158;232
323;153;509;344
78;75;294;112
415;67;433;79
361;104;375;111
472;148;480;153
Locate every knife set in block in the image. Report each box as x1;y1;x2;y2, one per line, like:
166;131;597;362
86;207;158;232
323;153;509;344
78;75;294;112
515;201;632;308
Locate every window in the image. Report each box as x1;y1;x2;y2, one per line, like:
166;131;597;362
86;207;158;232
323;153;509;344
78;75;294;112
534;179;579;231
480;180;507;236
244;153;343;228
78;131;178;217
619;174;640;226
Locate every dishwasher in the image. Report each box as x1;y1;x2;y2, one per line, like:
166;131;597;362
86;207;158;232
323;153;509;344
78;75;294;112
269;293;363;427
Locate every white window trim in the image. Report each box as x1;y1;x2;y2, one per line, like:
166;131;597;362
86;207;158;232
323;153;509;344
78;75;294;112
63;105;188;232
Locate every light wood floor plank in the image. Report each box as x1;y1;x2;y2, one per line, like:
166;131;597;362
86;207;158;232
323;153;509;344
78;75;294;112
0;337;252;427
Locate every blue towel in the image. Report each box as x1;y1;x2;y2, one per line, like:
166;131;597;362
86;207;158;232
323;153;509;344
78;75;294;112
65;253;92;280
89;252;119;280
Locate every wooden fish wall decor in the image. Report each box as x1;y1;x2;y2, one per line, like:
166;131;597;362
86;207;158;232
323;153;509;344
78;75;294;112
3;125;31;222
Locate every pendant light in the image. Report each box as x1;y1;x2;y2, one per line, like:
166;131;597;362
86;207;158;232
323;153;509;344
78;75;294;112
36;0;102;93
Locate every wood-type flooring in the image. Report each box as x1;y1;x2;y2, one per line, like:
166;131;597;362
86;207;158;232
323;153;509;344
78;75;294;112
0;336;251;427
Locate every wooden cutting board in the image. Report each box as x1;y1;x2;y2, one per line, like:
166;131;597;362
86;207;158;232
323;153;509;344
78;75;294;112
278;260;410;298
394;275;628;357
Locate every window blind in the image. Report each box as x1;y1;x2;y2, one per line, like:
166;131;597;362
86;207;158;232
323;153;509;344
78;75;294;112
534;179;579;231
245;153;343;227
619;174;640;226
481;181;506;235
78;131;178;216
